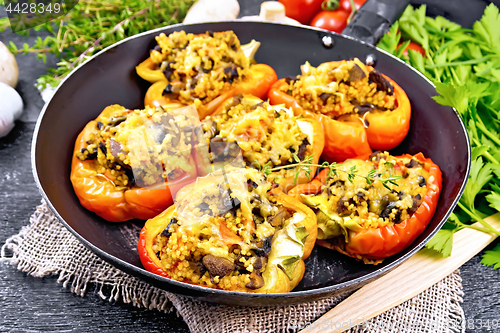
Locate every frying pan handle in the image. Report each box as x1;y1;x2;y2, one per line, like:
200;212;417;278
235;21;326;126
341;0;411;45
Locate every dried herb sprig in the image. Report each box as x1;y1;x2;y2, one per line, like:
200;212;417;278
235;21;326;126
4;0;194;89
259;154;402;190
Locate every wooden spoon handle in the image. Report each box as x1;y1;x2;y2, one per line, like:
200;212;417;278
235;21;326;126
300;213;500;333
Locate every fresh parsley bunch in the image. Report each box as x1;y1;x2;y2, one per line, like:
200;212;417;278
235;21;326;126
378;4;500;267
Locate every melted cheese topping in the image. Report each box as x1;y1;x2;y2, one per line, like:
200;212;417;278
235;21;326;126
291;58;397;118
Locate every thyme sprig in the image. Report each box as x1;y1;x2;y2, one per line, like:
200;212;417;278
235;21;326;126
259;154;402;190
3;0;194;89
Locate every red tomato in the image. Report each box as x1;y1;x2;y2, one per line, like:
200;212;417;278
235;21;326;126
279;0;324;25
339;0;367;12
399;41;425;56
310;9;349;33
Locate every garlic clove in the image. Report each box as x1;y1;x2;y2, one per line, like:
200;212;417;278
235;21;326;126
0;41;19;88
0;82;23;138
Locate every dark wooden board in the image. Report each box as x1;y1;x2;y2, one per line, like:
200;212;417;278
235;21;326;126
0;1;499;332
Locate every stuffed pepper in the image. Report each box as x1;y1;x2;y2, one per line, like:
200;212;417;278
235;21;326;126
137;30;277;120
289;151;442;264
268;58;411;161
71;105;199;222
196;94;325;193
138;168;317;293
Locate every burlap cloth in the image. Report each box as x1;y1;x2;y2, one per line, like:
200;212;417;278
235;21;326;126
1;201;465;333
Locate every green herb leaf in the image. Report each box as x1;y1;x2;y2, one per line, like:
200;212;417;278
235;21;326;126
7;0;195;89
462;158;493;211
425;229;454;257
473;4;500;49
481;243;500;269
485;184;500;211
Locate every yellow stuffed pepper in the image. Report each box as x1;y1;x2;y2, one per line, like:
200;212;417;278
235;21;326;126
137;30;277;120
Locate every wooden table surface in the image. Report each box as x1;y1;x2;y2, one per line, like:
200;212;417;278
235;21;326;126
1;1;499;332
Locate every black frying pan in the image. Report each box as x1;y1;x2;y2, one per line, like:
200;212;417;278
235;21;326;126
32;14;469;306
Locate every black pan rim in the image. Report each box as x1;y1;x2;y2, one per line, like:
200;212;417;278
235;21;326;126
31;20;471;303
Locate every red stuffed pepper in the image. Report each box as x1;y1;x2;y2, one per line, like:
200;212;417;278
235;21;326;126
137;30;277;120
289;151;442;263
138;168;317;293
70;105;199;222
268;58;411;162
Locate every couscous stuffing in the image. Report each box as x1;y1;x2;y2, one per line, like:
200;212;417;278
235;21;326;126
149;30;252;105
284;58;397;120
151;168;308;291
201;94;313;183
301;151;430;240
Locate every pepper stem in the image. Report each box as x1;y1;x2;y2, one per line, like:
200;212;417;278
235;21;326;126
346;0;357;24
321;0;340;11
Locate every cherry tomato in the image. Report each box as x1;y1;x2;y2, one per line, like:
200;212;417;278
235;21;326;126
399;41;426;56
310;9;349;33
279;0;324;25
339;0;367;12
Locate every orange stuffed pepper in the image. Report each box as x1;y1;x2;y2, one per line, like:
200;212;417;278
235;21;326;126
138;168;317;293
268;58;411;162
137;30;277;120
289;151;442;263
194;94;325;193
70;105;199;222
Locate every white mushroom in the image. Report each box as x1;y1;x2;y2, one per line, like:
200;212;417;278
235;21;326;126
0;41;19;88
183;0;240;23
240;1;300;25
0;82;23;138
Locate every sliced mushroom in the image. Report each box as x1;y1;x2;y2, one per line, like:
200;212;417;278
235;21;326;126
80;146;97;160
368;151;383;162
203;118;218;139
124;167;136;187
160;217;179;237
245;269;265;290
202;255;235;278
405;159;423;168
247;179;258;189
253;256;267;271
418;175;426;187
296;138;310;161
319;92;331;104
250;102;265;110
162;61;175;80
346;63;366;83
408;194;423;215
337;196;350;215
234;253;249;271
218;188;241;215
354;104;376;115
369;70;394;95
380;201;398;219
253;235;273;258
109;139;125;158
99;142;107;156
202;58;214;73
268;206;288;227
189;261;207;277
108;115;128;127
